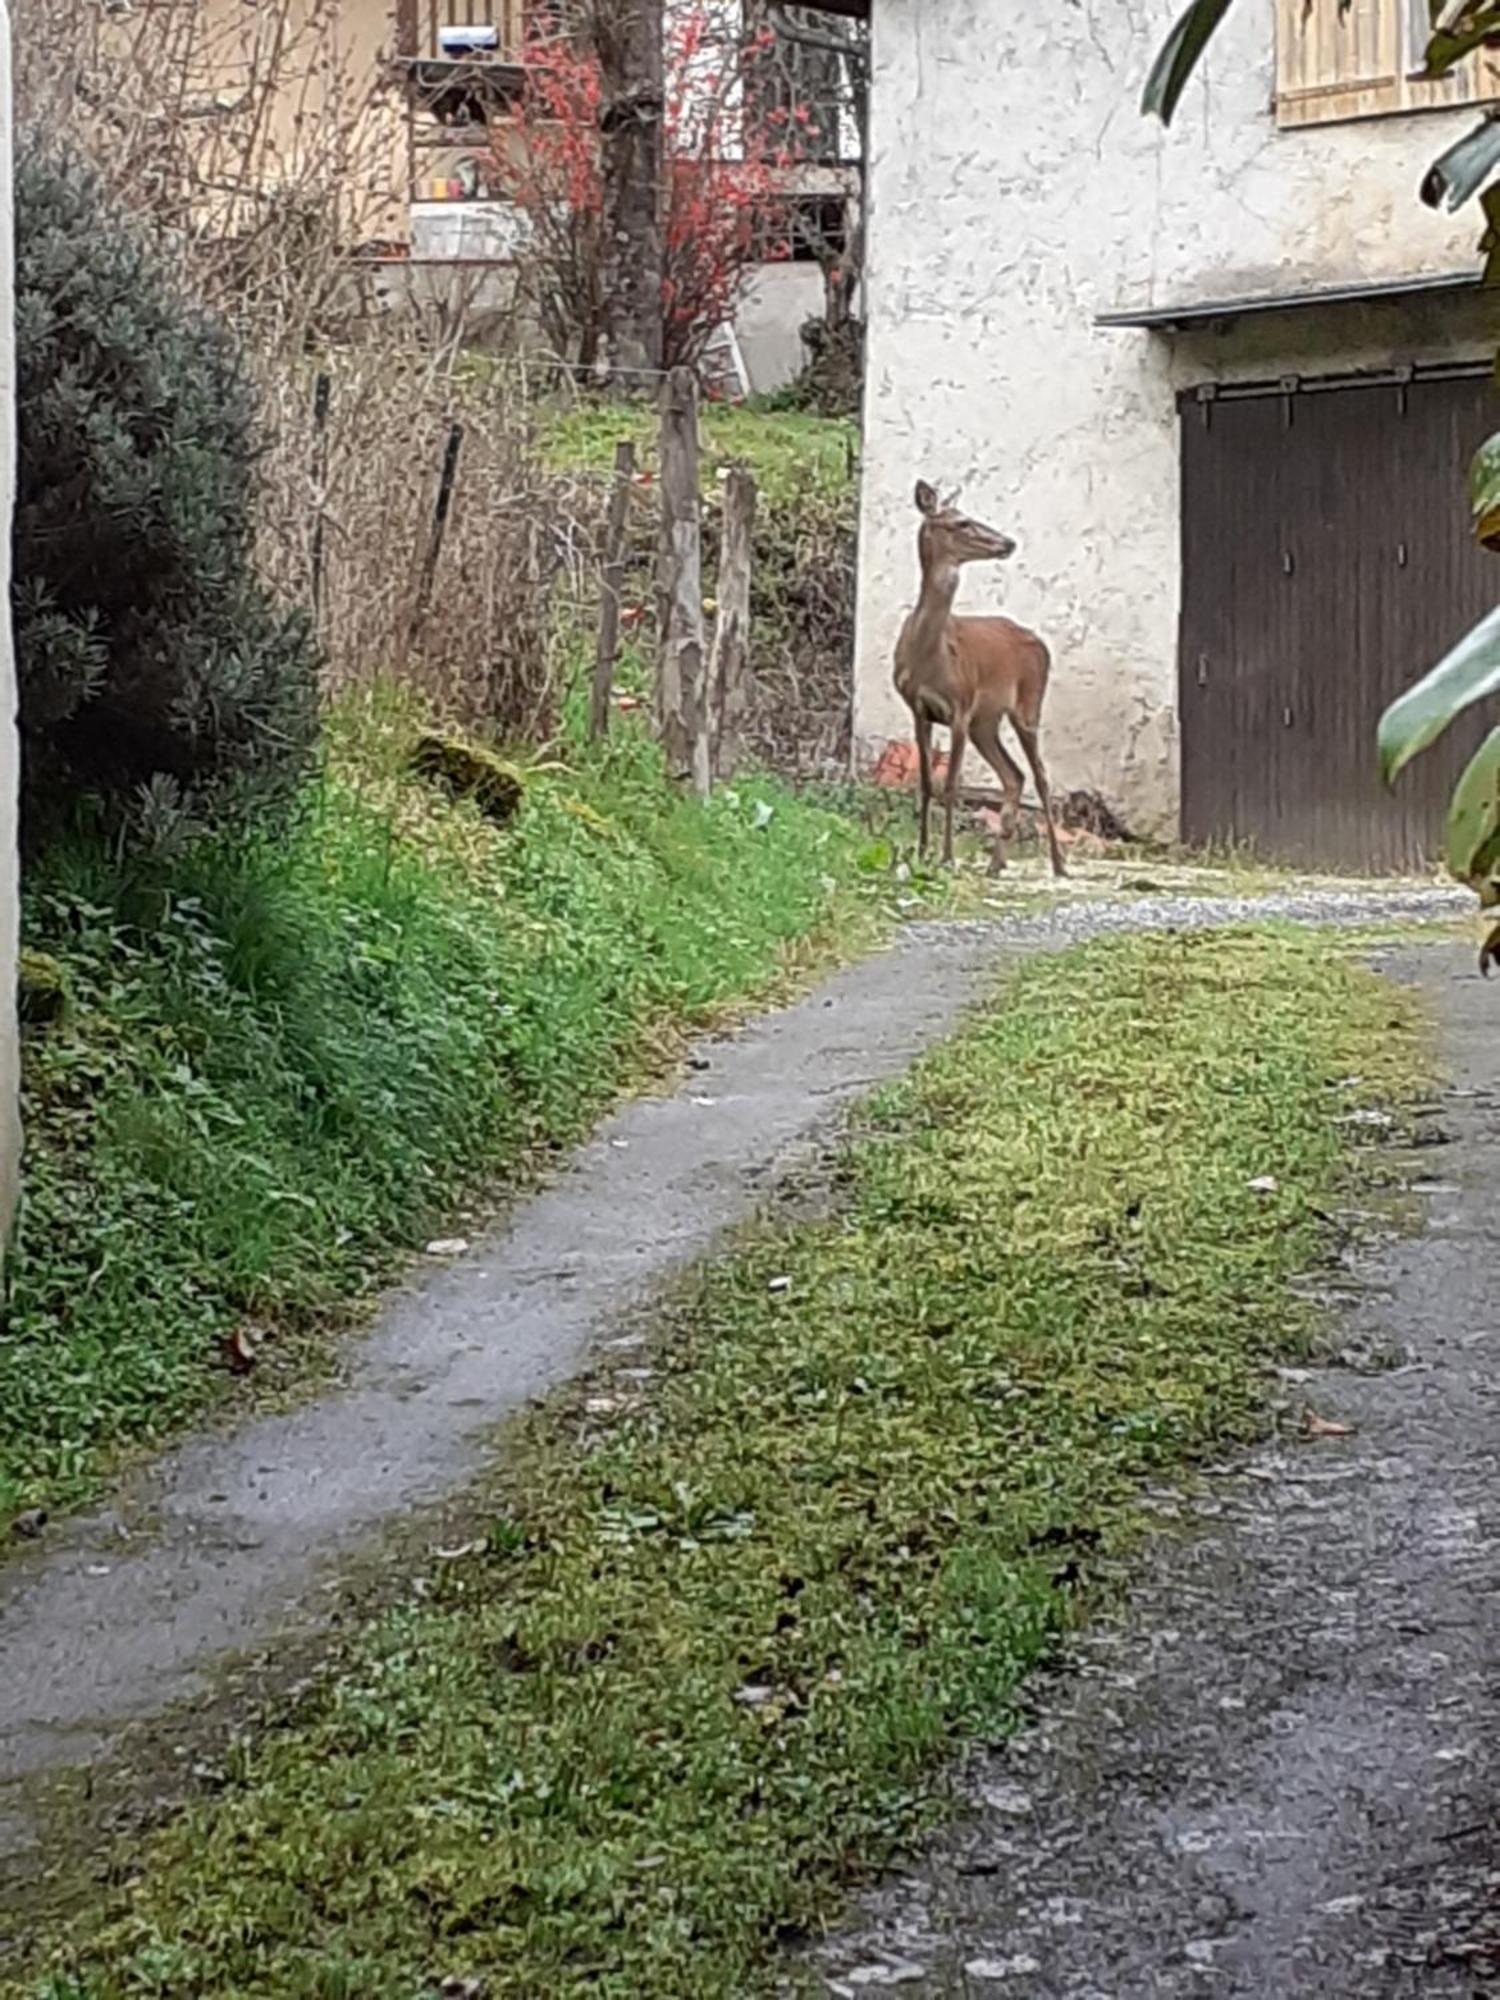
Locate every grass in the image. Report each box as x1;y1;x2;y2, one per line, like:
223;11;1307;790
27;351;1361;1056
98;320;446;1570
537;401;857;503
0;695;907;1527
14;927;1428;2000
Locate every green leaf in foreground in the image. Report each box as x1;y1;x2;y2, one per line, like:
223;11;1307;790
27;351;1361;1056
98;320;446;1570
1141;0;1237;124
15;931;1428;2000
1445;725;1500;882
1472;429;1500;549
1421;108;1500;209
1377;602;1500;783
1422;9;1500;83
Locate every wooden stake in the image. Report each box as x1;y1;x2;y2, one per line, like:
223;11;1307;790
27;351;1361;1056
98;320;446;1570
309;370;331;631
656;367;707;791
590;437;636;742
406;419;464;657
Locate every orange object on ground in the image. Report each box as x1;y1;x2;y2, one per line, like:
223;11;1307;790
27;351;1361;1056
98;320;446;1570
871;740;948;789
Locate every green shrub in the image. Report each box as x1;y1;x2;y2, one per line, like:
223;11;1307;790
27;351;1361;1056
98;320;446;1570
12;146;317;838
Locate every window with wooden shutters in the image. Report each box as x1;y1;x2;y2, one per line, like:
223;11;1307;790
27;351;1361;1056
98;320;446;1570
1275;0;1500;127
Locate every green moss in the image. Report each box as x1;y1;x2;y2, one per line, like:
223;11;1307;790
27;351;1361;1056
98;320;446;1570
17;950;67;1029
409;732;525;826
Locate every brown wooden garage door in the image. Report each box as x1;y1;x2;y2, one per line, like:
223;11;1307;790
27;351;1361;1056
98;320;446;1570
1178;367;1499;872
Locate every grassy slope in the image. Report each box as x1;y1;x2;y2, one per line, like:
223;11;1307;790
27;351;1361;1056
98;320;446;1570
1;700;895;1525
538;402;857;503
17;929;1427;2000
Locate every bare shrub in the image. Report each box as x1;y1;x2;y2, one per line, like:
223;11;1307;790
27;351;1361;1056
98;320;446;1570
736;479;855;777
14;0;591;743
258;345;591;740
13;0;400;352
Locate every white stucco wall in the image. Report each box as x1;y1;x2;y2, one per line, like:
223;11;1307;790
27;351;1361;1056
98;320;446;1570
856;0;1495;832
734;260;827;392
0;1;17;1256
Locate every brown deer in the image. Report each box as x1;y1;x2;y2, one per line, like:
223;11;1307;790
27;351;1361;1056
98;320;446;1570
894;480;1066;878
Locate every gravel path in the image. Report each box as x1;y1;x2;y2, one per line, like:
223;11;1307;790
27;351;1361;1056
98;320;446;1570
809;937;1500;1998
0;887;1470;1885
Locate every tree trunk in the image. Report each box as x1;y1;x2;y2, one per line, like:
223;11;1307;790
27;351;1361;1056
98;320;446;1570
593;0;664;382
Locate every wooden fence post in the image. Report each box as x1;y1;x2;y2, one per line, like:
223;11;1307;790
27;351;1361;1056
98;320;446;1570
309;370;331;633
656;366;708;793
404;419;464;663
710;464;756;778
590;437;636;742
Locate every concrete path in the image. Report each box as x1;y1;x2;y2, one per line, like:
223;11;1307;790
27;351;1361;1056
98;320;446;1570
811;937;1500;1998
0;886;1466;1876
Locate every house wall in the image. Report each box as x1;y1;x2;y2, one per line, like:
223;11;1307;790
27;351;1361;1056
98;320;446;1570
188;0;408;245
734;261;826;391
0;0;17;1256
856;0;1495;834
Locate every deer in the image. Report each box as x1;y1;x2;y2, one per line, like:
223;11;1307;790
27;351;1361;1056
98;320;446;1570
893;480;1067;879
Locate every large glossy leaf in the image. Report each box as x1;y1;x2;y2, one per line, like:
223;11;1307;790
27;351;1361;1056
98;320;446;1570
1420;111;1500;209
1471;429;1500;548
1378;604;1500;782
1480;184;1500;284
1446;725;1500;877
1141;0;1237;125
1423;1;1500;73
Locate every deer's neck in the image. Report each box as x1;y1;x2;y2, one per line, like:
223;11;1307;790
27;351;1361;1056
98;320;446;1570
909;559;960;656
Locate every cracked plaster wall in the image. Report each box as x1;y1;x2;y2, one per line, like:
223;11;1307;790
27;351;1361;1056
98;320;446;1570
855;0;1494;834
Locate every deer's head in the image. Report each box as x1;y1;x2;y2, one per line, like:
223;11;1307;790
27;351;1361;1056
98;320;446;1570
914;480;1016;567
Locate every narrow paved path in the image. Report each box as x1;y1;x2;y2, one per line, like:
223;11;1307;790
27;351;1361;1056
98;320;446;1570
0;888;1465;1876
812;938;1500;1998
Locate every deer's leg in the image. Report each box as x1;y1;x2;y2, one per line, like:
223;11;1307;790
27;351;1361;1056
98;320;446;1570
1014;721;1067;878
971;719;1025;875
914;710;934;860
942;720;968;867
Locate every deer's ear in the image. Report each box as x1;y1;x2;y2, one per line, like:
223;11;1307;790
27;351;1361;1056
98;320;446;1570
914;480;938;516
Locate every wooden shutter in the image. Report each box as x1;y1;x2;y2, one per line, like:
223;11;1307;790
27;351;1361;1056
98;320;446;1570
1276;0;1400;127
1275;0;1500;126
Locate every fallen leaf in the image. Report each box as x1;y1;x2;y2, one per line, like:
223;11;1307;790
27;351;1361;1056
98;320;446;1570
1304;1411;1354;1439
223;1327;258;1374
